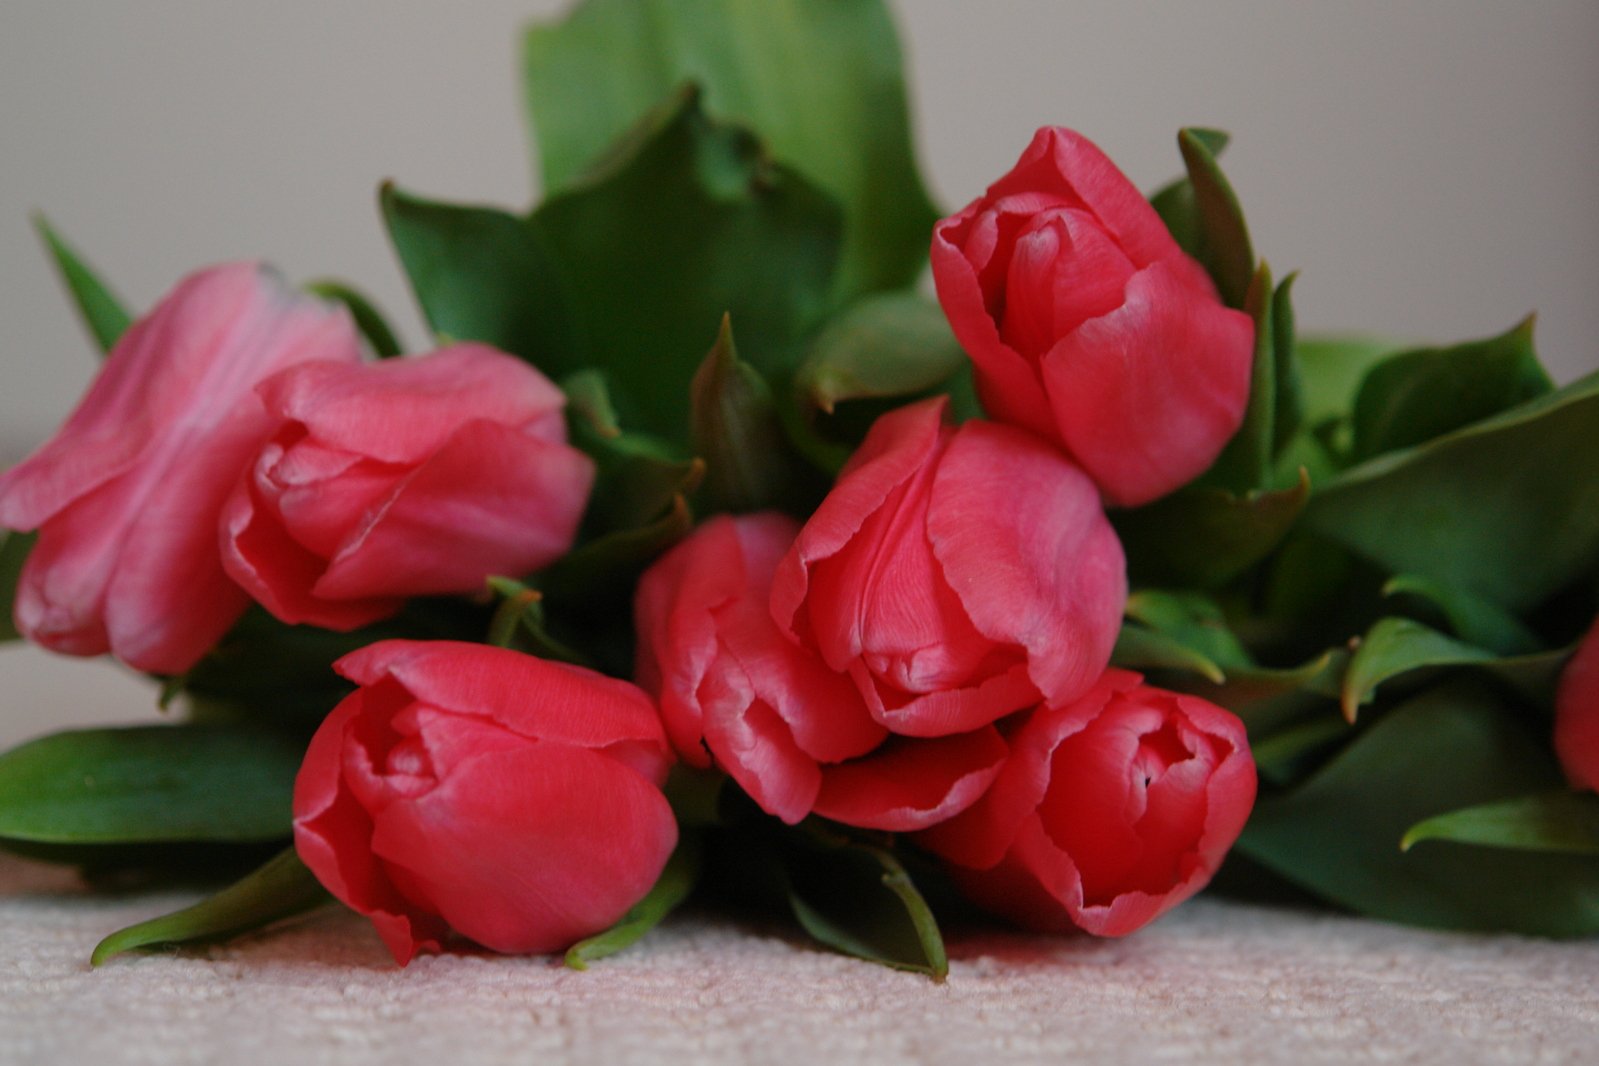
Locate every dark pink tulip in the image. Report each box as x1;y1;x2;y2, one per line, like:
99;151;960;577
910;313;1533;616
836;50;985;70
1555;618;1599;791
931;126;1255;507
221;344;594;630
293;640;677;964
770;397;1126;737
918;669;1257;937
0;263;362;672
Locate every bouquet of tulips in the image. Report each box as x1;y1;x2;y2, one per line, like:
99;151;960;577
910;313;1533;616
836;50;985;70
2;0;1596;977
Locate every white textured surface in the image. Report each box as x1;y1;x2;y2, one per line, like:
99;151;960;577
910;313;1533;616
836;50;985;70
2;855;1594;1065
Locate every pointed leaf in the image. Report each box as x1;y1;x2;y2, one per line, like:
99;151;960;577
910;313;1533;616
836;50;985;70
781;822;946;980
690;316;805;513
1382;574;1542;656
566;834;703;969
1201;262;1276;492
1341;617;1495;721
1305;372;1599;611
1296;334;1404;430
1239;680;1599;936
1115;467;1310;588
1111;624;1226;685
797;292;967;413
539;495;696;606
1351;317;1552;462
523;0;936;301
0;530;36;643
1148;128;1230;256
485;577;593;668
1177;128;1254;309
33;215;132;353
91;847;328;965
1403;791;1599;856
1270;273;1303;454
565;372;704;538
1124;590;1255;673
303;280;404;358
0;725;301;844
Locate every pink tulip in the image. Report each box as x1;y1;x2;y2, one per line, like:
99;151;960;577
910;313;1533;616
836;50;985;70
635;513;1005;830
220;344;594;630
918;669;1257;937
1555;618;1599;791
770;397;1126;737
0;263;361;673
931;126;1255;507
293;640;677;964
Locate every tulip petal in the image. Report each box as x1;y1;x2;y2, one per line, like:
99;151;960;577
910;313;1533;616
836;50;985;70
813;726;1007;832
1555;621;1599;792
368;743;676;956
1044;260;1254;507
929;421;1126;706
699;657;822;826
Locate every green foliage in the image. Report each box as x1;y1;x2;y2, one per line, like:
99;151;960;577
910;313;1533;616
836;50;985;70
1174;128;1254;309
522;0;936;303
0;531;35;643
795;292;968;413
1115;469;1309;589
91;847;328;965
33;215;131;353
566;834;703;969
1403;791;1599;857
303;280;404;358
0;725;301;847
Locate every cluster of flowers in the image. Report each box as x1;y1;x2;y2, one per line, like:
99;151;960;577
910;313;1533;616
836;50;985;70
7;126;1595;964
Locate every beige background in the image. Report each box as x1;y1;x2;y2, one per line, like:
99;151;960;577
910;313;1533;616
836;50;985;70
1;1;1597;744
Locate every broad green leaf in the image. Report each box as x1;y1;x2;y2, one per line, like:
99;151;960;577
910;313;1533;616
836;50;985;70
0;530;36;643
33;215;132;353
1350;317;1551;462
1115;467;1309;588
1177;128;1254;309
1239;680;1599;936
91;847;328;965
1296;334;1404;430
781;822;947;980
1383;574;1541;656
381;184;574;368
1148;128;1230;256
1305;371;1599;611
523;0;936;301
1124;591;1255;673
1403;791;1599;856
796;292;967;413
1341;617;1495;721
386;89;843;445
1112;624;1226;684
1250;713;1353;785
1201;263;1276;492
539;494;695;607
690;316;810;513
0;725;301;844
566;834;702;969
303;280;404;358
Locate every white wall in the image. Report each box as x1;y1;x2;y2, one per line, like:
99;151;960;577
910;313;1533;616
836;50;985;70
1;0;1596;742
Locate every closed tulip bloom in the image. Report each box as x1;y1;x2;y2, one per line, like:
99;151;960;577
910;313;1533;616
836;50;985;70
918;670;1257;937
931;126;1255;507
1554;618;1599;792
635;514;1008;830
221;344;594;630
0;263;362;673
293;640;678;964
770;397;1126;738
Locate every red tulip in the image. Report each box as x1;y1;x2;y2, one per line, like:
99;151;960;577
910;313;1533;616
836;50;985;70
0;263;361;672
293;640;677;964
931;127;1255;507
1555;619;1599;791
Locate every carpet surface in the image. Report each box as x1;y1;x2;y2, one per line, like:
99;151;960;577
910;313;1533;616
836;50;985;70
2;854;1594;1066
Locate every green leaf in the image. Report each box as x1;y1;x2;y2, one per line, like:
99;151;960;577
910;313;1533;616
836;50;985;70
91;847;329;966
303;280;404;358
386;88;843;446
1201;263;1276;492
1403;791;1599;856
1111;624;1226;685
1149;128;1230;256
0;725;301;845
539;494;696;606
33;215;132;353
566;834;702;969
1239;679;1599;936
690;315;808;513
1341;617;1495;722
781;822;947;980
485;577;593;668
0;530;36;643
1350;317;1552;462
565;373;705;539
1176;128;1254;309
1295;334;1404;430
1304;371;1599;611
523;0;936;302
1250;713;1353;784
1124;591;1255;673
796;292;967;413
1382;574;1542;656
1270;273;1304;454
1114;467;1310;588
